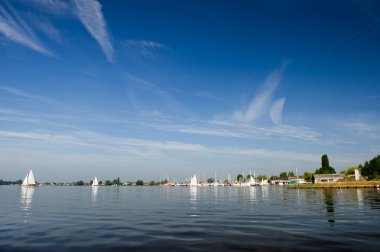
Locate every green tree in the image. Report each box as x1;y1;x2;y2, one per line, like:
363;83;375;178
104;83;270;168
362;155;380;180
105;180;112;186
148;181;156;186
160;179;168;185
74;180;84;186
257;175;267;181
315;154;336;174
236;174;243;182
303;172;313;182
345;167;358;176
288;171;295;177
322;154;329;169
207;178;215;183
279;172;287;177
136;180;144;186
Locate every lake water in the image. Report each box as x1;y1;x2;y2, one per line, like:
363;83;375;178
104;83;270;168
0;186;380;251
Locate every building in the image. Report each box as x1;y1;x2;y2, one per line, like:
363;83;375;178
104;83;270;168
313;174;345;183
271;176;307;185
271;176;289;185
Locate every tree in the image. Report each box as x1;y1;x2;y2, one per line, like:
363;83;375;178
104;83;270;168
303;172;313;182
345;167;358;176
160;179;168;185
148;181;156;186
361;155;380;180
279;172;287;177
74;180;84;186
207;178;215;183
105;180;112;186
315;154;336;174
287;171;295;177
257;175;267;181
236;174;243;182
322;154;329;170
136;180;144;186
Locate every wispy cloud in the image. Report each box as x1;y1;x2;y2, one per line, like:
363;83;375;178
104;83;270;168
151;119;320;142
0;1;54;56
364;95;380;99
27;13;62;43
74;0;114;62
0;84;67;107
124;39;168;57
344;122;380;138
233;62;288;123
0;129;320;163
124;73;190;114
269;98;286;125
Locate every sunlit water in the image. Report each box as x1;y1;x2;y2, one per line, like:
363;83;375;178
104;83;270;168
1;186;380;251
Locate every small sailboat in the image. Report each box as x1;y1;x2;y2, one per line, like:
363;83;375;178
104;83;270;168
22;170;36;187
248;176;256;186
259;178;269;186
92;177;99;187
190;174;198;187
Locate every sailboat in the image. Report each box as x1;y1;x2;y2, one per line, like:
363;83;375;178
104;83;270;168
259;178;269;186
92;177;99;187
22;170;36;187
190;174;198;187
248;175;256;186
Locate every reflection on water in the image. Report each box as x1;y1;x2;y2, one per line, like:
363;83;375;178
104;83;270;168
1;186;379;251
357;188;364;207
20;187;34;223
248;186;257;201
261;185;269;200
91;187;98;204
190;187;197;204
323;189;335;224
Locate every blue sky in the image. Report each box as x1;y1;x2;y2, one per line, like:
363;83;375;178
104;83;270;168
1;0;380;182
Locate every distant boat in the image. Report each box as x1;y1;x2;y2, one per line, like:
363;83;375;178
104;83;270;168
259;178;269;186
22;170;36;187
248;176;256;186
190;174;198;187
92;177;99;187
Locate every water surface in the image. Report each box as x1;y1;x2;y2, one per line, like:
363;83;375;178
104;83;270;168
1;186;379;251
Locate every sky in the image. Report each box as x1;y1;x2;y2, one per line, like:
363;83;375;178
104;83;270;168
0;0;380;182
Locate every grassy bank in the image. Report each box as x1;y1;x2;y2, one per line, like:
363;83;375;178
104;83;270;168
288;181;380;189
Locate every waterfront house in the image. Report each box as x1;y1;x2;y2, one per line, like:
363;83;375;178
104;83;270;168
271;176;307;185
313;174;345;183
271;176;289;185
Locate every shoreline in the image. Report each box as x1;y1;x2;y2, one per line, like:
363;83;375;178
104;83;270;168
288;181;380;189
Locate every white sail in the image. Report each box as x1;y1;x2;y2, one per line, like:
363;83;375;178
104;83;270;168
249;176;256;186
22;174;28;186
27;170;36;185
190;174;198;187
92;177;99;186
22;170;36;186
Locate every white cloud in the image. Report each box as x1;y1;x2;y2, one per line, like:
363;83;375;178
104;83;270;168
269;97;286;125
0;129;320;163
233;62;288;123
124;39;168;57
0;2;54;56
124;73;190;114
74;0;114;62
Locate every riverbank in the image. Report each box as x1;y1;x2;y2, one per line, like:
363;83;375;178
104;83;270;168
288;181;380;189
